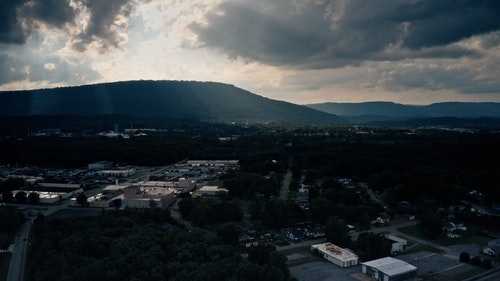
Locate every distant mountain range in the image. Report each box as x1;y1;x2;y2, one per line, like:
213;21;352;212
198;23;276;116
1;81;499;126
306;101;500;122
0;81;345;125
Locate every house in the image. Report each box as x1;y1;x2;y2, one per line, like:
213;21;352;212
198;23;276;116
361;257;417;281
311;243;359;268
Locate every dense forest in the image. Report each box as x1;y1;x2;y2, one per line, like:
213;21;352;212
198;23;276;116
28;208;293;281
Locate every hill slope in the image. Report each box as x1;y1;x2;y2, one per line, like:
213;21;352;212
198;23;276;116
306;101;500;121
0;81;346;125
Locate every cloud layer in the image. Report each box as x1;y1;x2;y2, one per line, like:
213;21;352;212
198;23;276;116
191;0;500;68
0;0;499;104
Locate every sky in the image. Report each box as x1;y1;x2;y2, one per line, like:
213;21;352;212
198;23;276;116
1;0;500;105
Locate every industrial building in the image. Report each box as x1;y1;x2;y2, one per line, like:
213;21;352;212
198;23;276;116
123;185;175;208
310;243;359;268
361;257;417;281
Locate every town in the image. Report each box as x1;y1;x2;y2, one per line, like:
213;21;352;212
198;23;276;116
1;125;500;281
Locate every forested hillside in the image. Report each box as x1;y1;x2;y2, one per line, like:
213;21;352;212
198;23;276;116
0;81;345;125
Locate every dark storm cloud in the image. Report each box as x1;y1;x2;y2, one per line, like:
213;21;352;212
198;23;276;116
393;0;500;49
0;0;134;53
0;0;33;44
0;0;76;45
71;0;135;53
190;0;500;68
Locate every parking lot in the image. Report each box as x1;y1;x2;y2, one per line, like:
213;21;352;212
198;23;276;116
289;249;482;281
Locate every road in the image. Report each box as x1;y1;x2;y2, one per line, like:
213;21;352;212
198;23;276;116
6;220;30;281
6;201;67;281
280;169;292;199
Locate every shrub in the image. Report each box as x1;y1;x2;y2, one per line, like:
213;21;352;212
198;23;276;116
459;252;470;263
470;256;482;266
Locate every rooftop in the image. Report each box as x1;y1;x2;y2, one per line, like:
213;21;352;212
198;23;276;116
362;257;417;277
311;243;359;262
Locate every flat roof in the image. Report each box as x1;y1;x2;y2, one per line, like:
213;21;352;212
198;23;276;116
199;186;228;192
103;184;129;191
362;257;417;277
311;243;359;262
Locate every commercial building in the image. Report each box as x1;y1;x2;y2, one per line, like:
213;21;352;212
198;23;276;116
123;185;175;208
361;257;417;281
311;243;359;268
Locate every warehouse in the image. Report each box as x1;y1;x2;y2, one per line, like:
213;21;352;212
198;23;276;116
310;243;359;268
361;257;417;281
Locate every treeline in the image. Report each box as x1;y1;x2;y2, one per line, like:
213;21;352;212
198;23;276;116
0;206;25;250
29;208;294;281
291;130;500;205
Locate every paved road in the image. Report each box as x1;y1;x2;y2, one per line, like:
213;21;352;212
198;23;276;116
280;169;292;199
6;220;30;281
6;201;68;281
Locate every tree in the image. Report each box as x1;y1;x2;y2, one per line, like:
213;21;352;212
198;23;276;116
178;198;194;219
217;222;241;245
247;243;276;266
76;193;87;207
309;197;333;225
325;216;352;248
470;256;482;266
482;259;492;269
28;192;40;204
459;252;470;263
15;191;27;204
2;191;13;202
356;232;391;261
419;210;442;238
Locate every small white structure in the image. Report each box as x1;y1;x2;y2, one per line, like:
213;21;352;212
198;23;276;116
198;185;229;197
311;243;359;268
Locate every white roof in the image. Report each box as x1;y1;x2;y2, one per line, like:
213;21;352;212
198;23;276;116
362;257;417;277
311;243;358;262
199;186;228;192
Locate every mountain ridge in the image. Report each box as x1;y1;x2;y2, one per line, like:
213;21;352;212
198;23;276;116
306;101;500;122
0;80;346;125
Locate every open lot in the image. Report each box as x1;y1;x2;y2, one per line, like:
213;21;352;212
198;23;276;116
290;261;361;281
398;251;479;278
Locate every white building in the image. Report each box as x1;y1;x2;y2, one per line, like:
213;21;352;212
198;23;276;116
123;185;175;208
198;185;229;197
311;243;359;268
361;257;417;281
